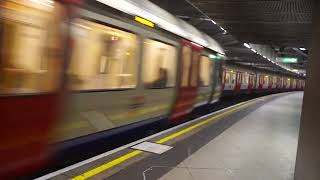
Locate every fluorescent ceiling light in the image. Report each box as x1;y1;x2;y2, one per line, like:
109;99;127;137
243;43;251;48
299;47;307;51
210;20;217;24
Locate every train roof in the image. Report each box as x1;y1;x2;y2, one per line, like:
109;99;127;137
96;0;225;55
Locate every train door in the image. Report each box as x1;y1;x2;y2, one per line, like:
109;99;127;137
258;74;264;91
268;76;273;91
263;75;269;90
235;72;242;94
222;69;236;96
276;77;280;90
288;78;292;89
222;69;226;90
195;53;213;107
248;74;254;93
209;58;224;104
0;1;72;177
169;40;202;124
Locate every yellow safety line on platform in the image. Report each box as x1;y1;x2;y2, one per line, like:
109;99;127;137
70;100;257;180
156;100;256;144
71;150;142;180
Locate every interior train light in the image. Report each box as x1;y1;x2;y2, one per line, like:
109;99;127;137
211;20;217;24
134;16;154;27
299;47;307;51
30;0;54;8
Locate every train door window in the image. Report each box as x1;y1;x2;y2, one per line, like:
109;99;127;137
264;76;269;85
0;1;64;94
142;39;178;88
231;72;236;84
69;19;138;90
259;75;263;84
243;73;249;84
190;51;200;87
268;76;272;85
199;55;212;87
222;71;226;84
225;71;231;84
249;74;254;85
237;73;242;84
181;46;192;87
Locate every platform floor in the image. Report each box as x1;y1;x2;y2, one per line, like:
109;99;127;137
158;92;303;180
40;92;303;180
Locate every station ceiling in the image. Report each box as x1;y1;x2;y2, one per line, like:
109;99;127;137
150;0;313;76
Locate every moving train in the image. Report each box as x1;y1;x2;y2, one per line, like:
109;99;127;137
0;0;304;178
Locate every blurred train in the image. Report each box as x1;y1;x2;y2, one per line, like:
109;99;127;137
0;0;304;178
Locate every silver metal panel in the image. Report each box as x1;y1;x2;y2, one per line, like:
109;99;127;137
131;142;173;154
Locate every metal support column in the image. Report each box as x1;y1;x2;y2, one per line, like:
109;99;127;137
294;1;320;179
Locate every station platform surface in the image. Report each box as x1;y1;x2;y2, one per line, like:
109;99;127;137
39;92;303;180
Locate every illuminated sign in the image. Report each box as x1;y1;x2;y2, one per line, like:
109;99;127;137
277;57;298;63
209;53;224;60
134;16;154;27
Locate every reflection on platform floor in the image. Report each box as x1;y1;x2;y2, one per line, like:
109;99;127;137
158;92;303;180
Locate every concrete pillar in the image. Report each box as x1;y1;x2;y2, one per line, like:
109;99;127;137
294;1;320;180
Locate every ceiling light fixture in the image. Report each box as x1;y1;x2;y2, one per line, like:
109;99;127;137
244;43;251;48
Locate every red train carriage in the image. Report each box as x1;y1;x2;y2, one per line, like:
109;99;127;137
0;0;81;177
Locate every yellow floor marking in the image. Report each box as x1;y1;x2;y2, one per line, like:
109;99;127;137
71;150;142;180
156;101;256;144
70;100;257;180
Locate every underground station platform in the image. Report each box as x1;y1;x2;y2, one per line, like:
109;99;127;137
37;92;303;180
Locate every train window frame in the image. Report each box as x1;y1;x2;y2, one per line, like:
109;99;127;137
190;51;200;87
224;71;231;84
225;71;236;84
68;18;140;91
198;55;212;87
141;38;178;89
181;46;192;87
249;74;255;85
237;72;243;84
0;2;65;96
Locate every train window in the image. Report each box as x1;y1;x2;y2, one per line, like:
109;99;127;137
181;46;192;87
249;74;254;85
68;19;138;90
190;51;200;87
142;39;177;88
0;1;63;95
231;73;236;84
236;73;241;84
222;71;226;84
243;73;249;84
199;56;212;86
225;72;230;84
259;75;264;84
264;76;269;85
237;73;243;84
